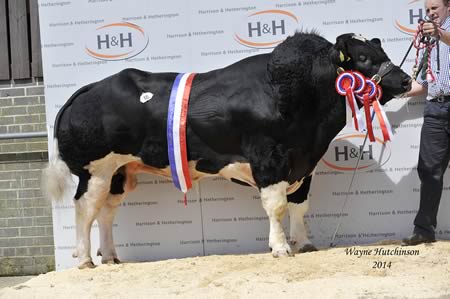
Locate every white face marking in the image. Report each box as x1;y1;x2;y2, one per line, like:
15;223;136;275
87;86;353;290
140;92;154;103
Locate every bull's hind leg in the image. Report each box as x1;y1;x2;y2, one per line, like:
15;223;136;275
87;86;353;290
73;154;140;268
287;175;317;253
96;193;124;264
261;181;292;257
96;168;136;264
74;175;110;269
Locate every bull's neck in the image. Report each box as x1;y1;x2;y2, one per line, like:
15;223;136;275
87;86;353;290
284;64;347;149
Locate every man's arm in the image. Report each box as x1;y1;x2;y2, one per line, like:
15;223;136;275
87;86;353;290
437;27;450;45
401;81;428;98
395;81;427;98
407;81;428;97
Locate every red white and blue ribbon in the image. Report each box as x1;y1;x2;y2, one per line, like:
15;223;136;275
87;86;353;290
167;73;196;197
372;86;393;141
335;71;366;132
335;71;393;143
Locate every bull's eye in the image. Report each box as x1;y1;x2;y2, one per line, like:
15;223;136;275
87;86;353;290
359;55;367;62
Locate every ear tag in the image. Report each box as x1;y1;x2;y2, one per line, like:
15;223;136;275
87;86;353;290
339;51;345;63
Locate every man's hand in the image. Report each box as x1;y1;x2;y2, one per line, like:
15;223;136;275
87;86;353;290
422;19;450;46
422;20;440;38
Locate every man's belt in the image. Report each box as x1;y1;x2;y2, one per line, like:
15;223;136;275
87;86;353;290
430;95;450;103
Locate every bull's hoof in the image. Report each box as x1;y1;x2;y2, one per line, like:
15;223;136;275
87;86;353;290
98;249;120;264
271;244;294;258
78;261;96;269
298;244;318;253
102;257;121;265
72;251;78;258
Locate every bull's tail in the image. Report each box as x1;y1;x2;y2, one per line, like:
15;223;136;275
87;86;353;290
42;83;95;202
42;139;74;202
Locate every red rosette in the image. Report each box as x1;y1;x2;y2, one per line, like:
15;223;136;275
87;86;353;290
356;79;377;104
352;71;366;94
335;72;355;95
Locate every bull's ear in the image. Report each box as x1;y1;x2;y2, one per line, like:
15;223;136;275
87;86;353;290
371;38;382;47
329;34;352;65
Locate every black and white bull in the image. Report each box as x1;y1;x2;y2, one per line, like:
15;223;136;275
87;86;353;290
44;32;411;269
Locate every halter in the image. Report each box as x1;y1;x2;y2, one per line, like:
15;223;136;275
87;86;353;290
373;61;395;83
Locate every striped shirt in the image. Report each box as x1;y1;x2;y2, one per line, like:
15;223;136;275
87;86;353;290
417;16;450;100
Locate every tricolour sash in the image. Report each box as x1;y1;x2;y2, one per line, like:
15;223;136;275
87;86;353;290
167;73;196;196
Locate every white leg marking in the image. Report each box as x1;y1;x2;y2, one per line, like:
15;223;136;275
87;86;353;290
260;181;292;257
96;193;124;264
74;175;111;269
73;152;138;268
288;198;316;253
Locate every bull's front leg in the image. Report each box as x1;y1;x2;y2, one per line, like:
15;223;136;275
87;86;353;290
287;175;317;253
244;135;291;257
261;181;293;257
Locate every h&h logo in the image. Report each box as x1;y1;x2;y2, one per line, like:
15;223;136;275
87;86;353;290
247;19;286;37
334;144;374;162
85;22;149;61
321;134;391;172
234;10;299;49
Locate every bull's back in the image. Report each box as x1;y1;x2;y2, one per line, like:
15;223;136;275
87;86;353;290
187;54;280;155
57;69;177;174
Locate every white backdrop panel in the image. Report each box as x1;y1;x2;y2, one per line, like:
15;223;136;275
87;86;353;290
38;0;450;270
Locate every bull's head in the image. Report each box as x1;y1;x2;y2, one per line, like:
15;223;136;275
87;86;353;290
329;33;412;104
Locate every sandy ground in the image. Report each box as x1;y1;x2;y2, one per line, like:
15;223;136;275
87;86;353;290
1;241;450;299
0;276;35;290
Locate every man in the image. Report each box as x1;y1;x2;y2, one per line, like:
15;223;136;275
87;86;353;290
402;0;450;246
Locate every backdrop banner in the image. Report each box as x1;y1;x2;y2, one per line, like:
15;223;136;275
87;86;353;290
38;0;450;270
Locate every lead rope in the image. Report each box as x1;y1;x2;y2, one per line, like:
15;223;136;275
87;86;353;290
412;20;438;82
329;126;371;247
